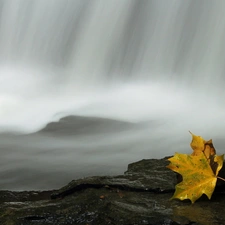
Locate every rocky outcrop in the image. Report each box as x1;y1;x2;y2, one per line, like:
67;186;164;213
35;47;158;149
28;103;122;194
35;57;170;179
1;157;225;225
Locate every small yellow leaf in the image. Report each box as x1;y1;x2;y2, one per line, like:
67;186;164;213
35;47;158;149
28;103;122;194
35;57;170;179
214;154;224;176
189;131;205;155
204;139;216;158
167;152;223;203
189;132;216;162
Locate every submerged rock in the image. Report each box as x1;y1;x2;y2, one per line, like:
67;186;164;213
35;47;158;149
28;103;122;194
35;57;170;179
0;157;225;225
37;115;137;136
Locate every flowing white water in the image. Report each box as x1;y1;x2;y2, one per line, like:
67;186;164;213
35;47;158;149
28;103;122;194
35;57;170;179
1;0;225;190
0;0;225;132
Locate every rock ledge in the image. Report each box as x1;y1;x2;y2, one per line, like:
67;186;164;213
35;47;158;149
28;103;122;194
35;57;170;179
1;157;225;225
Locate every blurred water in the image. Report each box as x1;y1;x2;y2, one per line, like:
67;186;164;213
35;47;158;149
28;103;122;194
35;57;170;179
0;0;225;190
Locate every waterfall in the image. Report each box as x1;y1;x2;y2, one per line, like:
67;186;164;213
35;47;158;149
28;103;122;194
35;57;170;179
0;0;225;132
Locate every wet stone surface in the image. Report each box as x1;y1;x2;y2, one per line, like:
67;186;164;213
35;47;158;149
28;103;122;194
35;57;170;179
0;157;225;225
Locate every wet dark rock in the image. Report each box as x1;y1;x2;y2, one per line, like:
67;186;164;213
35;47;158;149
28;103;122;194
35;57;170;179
1;157;225;225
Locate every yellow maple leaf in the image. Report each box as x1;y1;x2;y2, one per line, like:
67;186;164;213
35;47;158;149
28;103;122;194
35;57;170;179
167;152;224;203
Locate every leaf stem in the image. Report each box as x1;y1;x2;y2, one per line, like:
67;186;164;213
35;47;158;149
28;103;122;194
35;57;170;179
217;176;225;182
